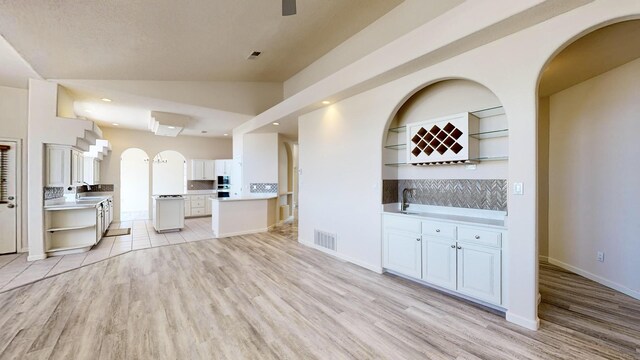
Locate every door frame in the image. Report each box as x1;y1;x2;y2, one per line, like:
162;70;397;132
0;138;23;253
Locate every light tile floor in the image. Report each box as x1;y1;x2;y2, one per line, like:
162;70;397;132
0;216;215;292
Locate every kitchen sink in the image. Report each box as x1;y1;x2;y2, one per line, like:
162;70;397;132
77;196;106;201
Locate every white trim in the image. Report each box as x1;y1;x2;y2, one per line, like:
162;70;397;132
216;227;270;238
299;238;383;274
506;311;539;330
538;255;549;262
547;257;640;301
0;138;22;254
27;254;47;261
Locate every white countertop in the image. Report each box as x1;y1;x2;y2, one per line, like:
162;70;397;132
184;190;217;195
44;195;112;210
382;203;508;229
212;195;277;202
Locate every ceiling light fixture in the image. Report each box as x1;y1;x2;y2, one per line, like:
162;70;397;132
223;133;229;136
272;122;280;126
168;126;176;129
112;123;119;126
322;100;331;105
101;98;112;102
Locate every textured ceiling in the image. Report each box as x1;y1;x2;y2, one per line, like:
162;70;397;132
539;20;640;96
0;0;403;82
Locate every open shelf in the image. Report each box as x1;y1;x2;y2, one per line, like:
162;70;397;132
46;243;95;253
469;128;509;139
388;126;406;133
384;156;508;167
470;106;505;118
384;143;407;150
47;224;96;232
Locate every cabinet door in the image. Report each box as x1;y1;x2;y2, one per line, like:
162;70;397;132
214;159;224;177
46;146;71;187
203;160;215;180
94;159;100;184
456;243;501;304
383;231;422;279
224;160;232;176
184;196;192;217
191;160;204;180
422;237;457;290
205;197;212;215
71;150;82;185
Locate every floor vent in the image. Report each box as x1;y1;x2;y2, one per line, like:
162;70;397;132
314;229;337;251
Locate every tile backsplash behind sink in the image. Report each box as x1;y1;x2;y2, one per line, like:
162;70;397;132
382;179;507;212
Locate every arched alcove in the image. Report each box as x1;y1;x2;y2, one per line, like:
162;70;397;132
120;148;150;221
152;150;187;195
537;20;640;300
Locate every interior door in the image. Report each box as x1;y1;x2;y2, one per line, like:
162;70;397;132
0;141;18;254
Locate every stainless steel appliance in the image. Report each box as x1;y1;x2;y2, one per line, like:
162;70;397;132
217;176;230;198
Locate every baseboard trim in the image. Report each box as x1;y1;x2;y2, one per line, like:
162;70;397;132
27;254;47;261
506;311;539;330
547;257;640;301
217;228;269;238
299;239;383;274
538;255;549;263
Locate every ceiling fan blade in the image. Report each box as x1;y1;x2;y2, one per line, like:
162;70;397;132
282;0;296;16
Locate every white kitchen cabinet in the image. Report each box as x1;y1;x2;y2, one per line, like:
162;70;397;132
383;231;422;279
190;160;216;180
46;145;71;187
184;194;213;217
422;236;457;290
71;149;84;185
456;242;501;304
83;157;101;185
205;196;212;215
215;159;232;177
94;159;101;184
184;196;192;217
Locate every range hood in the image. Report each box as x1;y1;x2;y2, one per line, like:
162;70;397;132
149;111;191;137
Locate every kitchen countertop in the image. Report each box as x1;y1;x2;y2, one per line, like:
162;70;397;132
212;195;277;202
382;203;507;228
384;209;506;228
184;190;218;195
44;196;111;211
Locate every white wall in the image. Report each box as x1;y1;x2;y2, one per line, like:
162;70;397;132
120;148;149;213
101;127;232;221
0;85;28;251
242;133;278;192
152;150;186;195
548;58;640;298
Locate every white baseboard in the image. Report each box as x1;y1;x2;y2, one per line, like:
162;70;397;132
547;257;640;301
538;255;549;262
27;254;47;261
506;311;540;330
217;228;269;238
299;239;383;274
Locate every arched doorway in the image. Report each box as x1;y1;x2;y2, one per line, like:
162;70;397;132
120;148;150;221
152;150;187;195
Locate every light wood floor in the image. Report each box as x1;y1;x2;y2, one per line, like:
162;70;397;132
0;227;638;359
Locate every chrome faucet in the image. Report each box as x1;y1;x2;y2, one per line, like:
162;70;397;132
402;188;416;212
81;181;92;191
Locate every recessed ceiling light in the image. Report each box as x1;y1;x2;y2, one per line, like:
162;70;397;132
168;126;176;129
101;98;112;102
272;122;280;126
322;100;331;105
223;133;229;136
112;123;119;126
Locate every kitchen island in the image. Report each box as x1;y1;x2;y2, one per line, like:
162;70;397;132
211;195;277;238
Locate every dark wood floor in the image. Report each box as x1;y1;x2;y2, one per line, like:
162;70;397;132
0;226;637;359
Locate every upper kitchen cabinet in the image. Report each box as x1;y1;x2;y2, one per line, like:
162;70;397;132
83;156;101;185
215;159;232;177
46;145;71;187
190;159;215;180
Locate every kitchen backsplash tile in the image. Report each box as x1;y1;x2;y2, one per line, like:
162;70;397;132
383;179;507;212
44;187;64;200
187;180;215;190
77;184;114;193
250;183;278;194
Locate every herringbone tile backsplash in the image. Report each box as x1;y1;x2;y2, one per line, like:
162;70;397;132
383;179;507;212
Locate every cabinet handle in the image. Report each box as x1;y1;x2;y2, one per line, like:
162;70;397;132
457;246;462;249
416;238;421;242
475;235;480;239
435;229;440;233
450;245;455;248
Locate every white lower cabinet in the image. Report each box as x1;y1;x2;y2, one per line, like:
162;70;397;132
456;242;501;304
383;231;422;278
422;236;457;290
184;194;213;217
383;213;504;306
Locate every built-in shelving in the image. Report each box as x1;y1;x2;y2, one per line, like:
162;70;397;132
384;106;508;166
46;243;95;253
47;224;96;233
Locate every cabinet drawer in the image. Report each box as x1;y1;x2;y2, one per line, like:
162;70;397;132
191;208;205;216
383;215;421;234
422;221;456;239
458;227;501;247
191;200;205;208
192;195;206;201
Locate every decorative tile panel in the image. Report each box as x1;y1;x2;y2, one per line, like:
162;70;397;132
250;183;278;194
77;184;115;193
187;180;215;190
382;179;507;212
44;187;64;200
